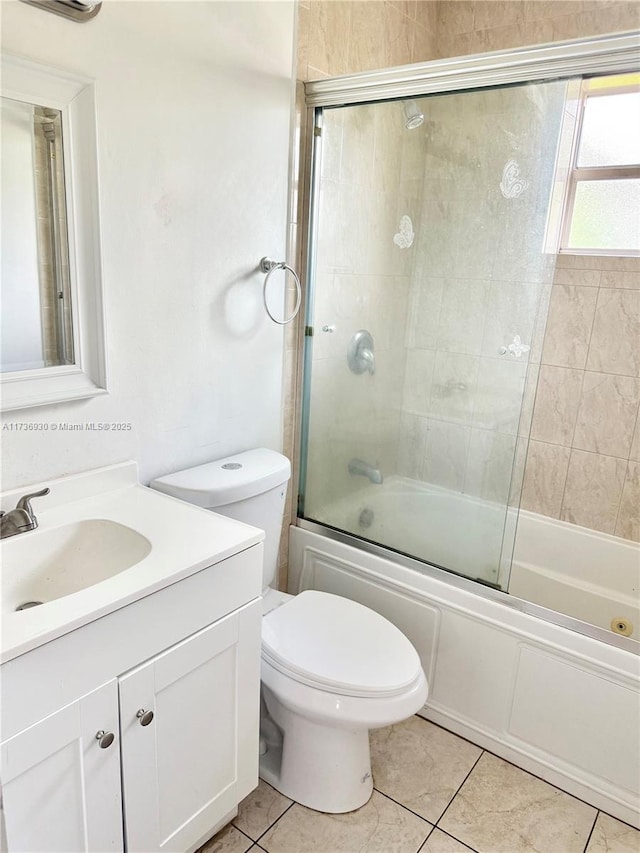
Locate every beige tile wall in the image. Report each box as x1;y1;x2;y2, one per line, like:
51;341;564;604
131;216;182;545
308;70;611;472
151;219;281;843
522;255;640;540
297;0;437;80
297;0;640;83
435;1;639;59
278;81;310;587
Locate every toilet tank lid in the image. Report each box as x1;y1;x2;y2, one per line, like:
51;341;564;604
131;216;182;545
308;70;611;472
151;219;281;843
150;448;291;508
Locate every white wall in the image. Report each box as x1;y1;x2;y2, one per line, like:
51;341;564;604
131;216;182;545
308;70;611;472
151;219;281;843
0;0;295;489
1;98;43;372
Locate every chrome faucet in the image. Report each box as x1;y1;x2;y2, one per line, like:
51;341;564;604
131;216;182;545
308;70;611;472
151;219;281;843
358;347;376;375
348;459;383;485
347;330;376;376
0;488;50;539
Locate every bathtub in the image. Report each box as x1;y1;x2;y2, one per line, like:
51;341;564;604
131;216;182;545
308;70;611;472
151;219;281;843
290;475;640;828
306;476;514;589
511;510;639;639
303;475;640;641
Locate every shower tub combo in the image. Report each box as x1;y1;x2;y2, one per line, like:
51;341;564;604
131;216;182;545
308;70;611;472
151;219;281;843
291;34;640;829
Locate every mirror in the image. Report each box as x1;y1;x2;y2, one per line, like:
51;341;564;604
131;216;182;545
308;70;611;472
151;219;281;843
1;98;74;372
1;55;107;411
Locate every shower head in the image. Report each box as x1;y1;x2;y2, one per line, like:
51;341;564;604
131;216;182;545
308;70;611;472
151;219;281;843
403;99;424;130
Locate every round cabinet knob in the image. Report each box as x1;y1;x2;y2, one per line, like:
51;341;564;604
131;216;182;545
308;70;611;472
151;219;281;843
136;708;154;726
95;730;115;749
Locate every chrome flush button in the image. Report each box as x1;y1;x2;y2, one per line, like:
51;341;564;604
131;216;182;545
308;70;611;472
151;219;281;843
222;463;242;470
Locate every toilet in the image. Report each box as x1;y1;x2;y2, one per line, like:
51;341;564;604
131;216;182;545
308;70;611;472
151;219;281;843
151;448;428;814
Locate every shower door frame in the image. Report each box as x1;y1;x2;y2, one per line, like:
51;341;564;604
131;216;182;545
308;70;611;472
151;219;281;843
295;31;640;652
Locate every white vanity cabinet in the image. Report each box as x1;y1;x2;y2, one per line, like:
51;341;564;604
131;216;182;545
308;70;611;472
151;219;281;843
1;545;263;853
1;679;123;852
119;604;261;853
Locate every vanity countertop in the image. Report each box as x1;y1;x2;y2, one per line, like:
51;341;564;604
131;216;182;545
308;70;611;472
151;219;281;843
1;462;263;663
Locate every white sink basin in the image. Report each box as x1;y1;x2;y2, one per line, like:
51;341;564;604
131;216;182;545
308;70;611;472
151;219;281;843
1;462;264;663
2;519;152;616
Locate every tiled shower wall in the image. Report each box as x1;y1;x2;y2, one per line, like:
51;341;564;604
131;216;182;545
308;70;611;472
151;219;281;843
296;1;436;80
434;1;640;59
280;0;640;582
523;255;640;540
296;1;640;81
397;81;565;511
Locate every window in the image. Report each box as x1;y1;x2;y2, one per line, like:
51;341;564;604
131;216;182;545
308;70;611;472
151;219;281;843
561;73;640;255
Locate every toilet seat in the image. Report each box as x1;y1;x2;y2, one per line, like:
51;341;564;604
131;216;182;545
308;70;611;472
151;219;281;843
261;590;423;698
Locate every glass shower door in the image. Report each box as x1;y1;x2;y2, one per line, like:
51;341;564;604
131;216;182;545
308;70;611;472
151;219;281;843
300;80;569;588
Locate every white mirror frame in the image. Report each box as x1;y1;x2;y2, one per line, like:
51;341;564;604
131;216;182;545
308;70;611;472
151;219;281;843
1;54;107;412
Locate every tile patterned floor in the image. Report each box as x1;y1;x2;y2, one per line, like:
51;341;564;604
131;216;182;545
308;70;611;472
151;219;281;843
198;716;640;853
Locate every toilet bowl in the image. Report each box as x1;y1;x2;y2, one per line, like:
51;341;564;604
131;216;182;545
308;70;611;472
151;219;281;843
151;448;428;813
260;588;427;812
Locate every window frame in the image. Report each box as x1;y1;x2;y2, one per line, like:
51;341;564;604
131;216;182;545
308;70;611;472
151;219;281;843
559;76;640;256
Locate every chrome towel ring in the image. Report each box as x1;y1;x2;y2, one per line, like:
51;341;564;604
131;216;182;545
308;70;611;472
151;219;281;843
260;257;302;325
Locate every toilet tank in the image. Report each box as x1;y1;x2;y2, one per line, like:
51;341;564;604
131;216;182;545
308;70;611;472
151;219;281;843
150;448;291;590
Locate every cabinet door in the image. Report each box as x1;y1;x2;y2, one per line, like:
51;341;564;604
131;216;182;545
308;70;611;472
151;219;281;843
119;599;261;853
0;679;123;853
